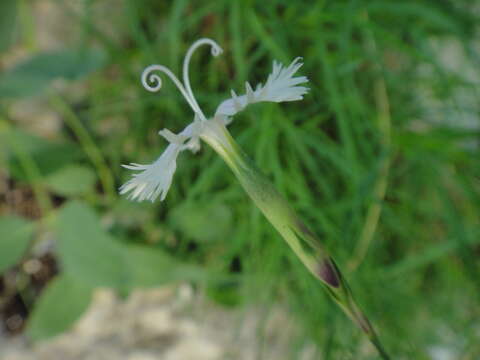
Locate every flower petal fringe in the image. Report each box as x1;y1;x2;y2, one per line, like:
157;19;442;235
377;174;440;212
215;57;309;117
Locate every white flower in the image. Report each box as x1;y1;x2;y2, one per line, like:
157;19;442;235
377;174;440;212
119;115;203;202
120;38;309;202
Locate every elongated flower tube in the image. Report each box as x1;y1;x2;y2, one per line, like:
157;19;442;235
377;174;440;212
120;38;390;359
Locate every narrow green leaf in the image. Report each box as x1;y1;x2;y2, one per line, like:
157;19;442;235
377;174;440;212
0;0;17;52
26;275;93;341
367;2;461;33
0;215;34;272
246;9;288;62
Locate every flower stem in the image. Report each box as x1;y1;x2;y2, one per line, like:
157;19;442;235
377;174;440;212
201;117;390;358
347;10;392;273
49;94;116;203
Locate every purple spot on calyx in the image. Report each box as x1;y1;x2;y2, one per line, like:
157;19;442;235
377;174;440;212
317;259;340;288
297;220;315;238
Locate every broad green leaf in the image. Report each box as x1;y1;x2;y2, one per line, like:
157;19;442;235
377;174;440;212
0;215;34;272
26;274;93;341
44;165;96;196
56;201;129;289
125;244;209;288
168;201;233;242
0;0;17;52
1;128;83;181
0;127;49;155
0;48;107;98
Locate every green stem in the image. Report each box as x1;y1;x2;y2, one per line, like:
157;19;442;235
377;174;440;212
49;94;115;203
348;10;392;272
0;118;53;214
201;117;390;359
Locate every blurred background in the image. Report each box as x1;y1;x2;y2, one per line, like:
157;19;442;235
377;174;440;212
0;1;479;359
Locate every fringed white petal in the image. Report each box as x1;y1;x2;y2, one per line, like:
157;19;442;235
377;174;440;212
119;116;205;202
119;143;182;202
215;57;309;117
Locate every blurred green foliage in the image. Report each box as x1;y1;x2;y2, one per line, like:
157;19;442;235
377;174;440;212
0;0;479;358
0;49;107;98
0;216;33;272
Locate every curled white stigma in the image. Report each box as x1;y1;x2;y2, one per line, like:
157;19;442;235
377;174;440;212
141;38;223;121
121;39;222;202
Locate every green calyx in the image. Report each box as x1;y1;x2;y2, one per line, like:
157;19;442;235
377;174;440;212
200;117;390;359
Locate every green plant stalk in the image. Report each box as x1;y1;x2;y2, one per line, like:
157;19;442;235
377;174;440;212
0;118;53;214
201;118;390;359
49;94;116;203
348;10;392;272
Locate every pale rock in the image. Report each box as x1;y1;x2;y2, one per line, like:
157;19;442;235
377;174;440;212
127;351;159;360
164;338;222;360
137;309;173;335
